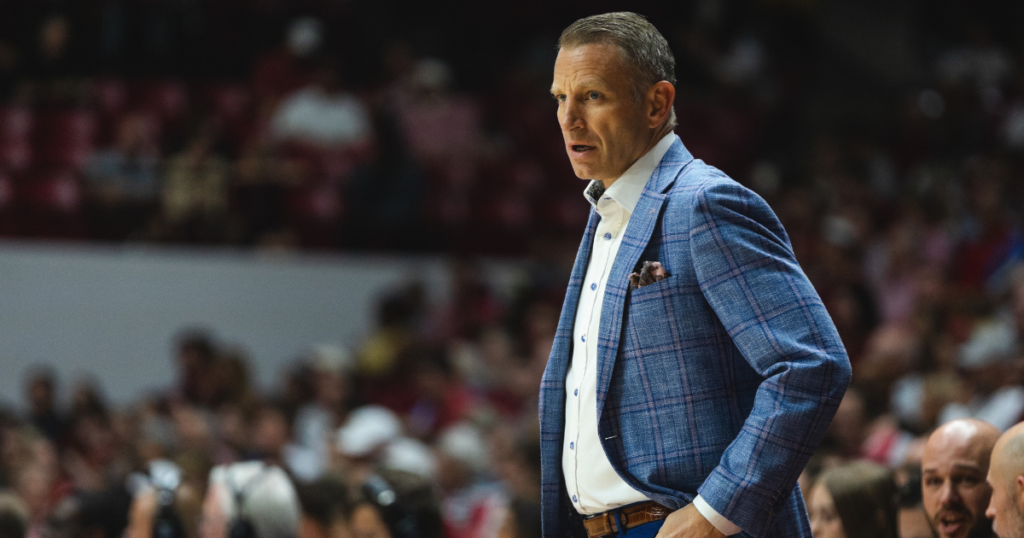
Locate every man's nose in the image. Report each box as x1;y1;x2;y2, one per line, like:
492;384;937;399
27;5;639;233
986;498;997;519
940;482;961;504
560;98;583;132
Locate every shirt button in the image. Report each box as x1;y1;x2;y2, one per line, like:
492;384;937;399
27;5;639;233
604;233;612;240
574;389;578;396
581;334;586;342
590;282;597;291
572;496;578;503
570;442;574;450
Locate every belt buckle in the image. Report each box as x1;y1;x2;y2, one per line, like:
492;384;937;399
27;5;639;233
583;511;618;538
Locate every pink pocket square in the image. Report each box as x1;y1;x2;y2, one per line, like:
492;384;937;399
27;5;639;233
628;261;671;289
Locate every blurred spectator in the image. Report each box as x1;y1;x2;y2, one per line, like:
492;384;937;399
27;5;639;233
199;463;299;538
350;469;442;538
295;476;348;538
269;60;372;153
434;424;505;538
938;320;1024;431
407;347;476;439
390;58;483;180
807;460;898;538
493;434;540;538
158;129;230;243
922;419;1000;538
334;406;403;484
293;346;354;479
172;330;217;408
84;114;161;240
23;368;65;445
251;18;324;117
250;403;320;483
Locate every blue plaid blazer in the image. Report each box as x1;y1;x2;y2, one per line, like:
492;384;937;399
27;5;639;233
539;137;851;538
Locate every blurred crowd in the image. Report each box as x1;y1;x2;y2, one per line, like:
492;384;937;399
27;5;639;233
2;0;1024;538
0;259;569;538
0;1;1018;256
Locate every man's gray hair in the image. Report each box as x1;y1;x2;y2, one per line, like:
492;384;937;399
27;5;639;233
210;463;300;538
558;12;677;129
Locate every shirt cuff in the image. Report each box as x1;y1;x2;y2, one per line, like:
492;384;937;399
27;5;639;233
693;495;742;536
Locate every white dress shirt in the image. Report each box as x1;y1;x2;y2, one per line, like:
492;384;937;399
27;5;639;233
562;133;741;536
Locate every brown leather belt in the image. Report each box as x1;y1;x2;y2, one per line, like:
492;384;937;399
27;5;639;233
582;501;672;538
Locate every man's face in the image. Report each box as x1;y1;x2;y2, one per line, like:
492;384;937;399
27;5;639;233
551;43;652;183
923;438;994;538
987;466;1024;538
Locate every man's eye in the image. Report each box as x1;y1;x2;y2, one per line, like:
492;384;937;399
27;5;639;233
588;91;600;100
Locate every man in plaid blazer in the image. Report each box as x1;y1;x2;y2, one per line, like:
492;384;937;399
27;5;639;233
540;13;851;538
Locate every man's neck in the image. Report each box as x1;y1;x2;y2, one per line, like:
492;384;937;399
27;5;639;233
601;123;674;189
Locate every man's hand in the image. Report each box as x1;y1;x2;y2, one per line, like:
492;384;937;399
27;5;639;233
654;504;727;538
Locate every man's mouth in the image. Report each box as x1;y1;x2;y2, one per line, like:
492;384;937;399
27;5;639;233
569;144;595;155
936;511;969;536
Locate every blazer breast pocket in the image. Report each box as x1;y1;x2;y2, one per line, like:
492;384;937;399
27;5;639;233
624;275;680;351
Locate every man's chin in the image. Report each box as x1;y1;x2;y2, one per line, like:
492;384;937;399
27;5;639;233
964;517;995;538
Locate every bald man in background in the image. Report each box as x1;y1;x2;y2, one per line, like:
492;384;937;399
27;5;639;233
922;419;1001;538
986;422;1024;538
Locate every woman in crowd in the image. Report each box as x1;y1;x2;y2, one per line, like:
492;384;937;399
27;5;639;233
808;461;898;538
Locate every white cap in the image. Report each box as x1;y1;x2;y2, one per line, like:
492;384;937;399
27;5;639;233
959;319;1018;368
436;423;488;474
310;344;353;374
382;437;437;479
336;406;403;457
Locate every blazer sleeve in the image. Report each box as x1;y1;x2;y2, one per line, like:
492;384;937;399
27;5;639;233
689;180;851;536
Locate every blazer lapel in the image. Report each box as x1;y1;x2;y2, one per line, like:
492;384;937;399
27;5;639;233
594;137;693;422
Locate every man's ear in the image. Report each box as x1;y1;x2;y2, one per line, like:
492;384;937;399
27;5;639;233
646;81;675;128
1016;475;1024;510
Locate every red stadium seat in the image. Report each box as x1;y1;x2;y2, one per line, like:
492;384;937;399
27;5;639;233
34;110;98;170
0;171;14;235
93;79;130;116
0;170;13;208
37;110;98;144
203;83;252;123
23;169;83;213
134;80;189;123
0;139;33;172
0;106;33;142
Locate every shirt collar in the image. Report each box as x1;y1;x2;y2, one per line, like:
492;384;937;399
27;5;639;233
582;133;677;213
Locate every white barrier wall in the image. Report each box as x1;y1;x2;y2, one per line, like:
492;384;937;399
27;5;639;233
0;241;521;409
